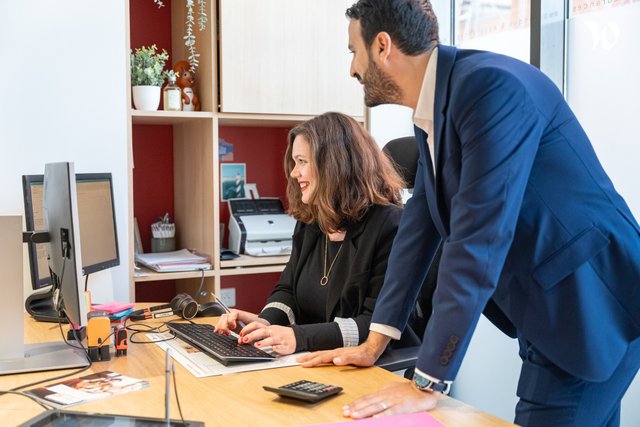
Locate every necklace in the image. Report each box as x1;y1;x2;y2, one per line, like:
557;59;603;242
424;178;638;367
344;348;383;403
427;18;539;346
320;234;344;286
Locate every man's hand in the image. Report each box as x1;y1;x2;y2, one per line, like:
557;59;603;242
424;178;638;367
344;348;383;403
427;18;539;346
342;381;439;419
297;331;390;367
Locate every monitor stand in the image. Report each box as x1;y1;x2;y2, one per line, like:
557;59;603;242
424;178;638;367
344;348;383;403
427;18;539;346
0;216;89;376
0;341;89;376
25;288;69;323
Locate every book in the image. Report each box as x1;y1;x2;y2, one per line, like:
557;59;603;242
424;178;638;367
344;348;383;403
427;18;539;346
26;370;149;408
135;249;212;272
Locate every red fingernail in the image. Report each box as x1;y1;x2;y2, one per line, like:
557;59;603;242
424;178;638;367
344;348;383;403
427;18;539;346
226;331;230;336
255;342;261;347
242;337;248;343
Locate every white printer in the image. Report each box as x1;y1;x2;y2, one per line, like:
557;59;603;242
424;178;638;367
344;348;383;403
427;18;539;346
228;198;296;256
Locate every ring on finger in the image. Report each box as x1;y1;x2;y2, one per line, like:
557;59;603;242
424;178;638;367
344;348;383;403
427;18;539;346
379;402;388;411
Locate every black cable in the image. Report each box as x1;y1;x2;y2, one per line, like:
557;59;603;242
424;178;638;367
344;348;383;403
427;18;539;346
11;318;93;392
84;273;89;292
124;317;176;344
0;390;55;410
195;268;206;299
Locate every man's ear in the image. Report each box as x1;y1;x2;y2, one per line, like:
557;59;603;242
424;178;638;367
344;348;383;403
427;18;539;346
373;31;393;63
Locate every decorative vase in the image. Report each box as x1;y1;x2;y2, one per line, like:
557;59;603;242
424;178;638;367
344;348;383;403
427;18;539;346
132;85;161;111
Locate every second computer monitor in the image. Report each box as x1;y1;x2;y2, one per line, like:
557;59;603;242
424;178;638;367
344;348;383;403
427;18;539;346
23;173;119;290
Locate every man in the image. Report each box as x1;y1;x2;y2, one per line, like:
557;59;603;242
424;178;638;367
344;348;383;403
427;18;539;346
298;1;640;425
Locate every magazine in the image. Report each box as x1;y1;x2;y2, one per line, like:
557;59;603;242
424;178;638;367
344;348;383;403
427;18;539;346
26;370;149;407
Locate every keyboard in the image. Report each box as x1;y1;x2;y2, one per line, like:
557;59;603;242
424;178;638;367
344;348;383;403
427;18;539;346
166;322;275;365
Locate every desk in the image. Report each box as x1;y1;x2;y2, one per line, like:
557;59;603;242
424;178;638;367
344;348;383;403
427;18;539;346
0;311;515;426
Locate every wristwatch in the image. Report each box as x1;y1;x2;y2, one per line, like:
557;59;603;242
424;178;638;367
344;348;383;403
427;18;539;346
413;371;451;394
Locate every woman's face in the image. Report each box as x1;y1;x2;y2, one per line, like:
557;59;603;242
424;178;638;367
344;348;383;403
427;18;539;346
290;135;316;205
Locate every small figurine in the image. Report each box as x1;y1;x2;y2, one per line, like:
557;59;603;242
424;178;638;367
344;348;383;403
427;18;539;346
173;60;200;111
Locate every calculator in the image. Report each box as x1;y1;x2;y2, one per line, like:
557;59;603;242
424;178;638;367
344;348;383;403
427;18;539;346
263;380;343;402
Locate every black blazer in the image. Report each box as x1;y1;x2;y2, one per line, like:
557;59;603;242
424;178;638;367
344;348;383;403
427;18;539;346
259;204;417;352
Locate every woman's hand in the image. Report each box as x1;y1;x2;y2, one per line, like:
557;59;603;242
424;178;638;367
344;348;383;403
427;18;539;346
240;323;296;355
214;309;262;335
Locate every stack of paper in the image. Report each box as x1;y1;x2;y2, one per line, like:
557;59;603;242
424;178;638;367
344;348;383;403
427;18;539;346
135;249;211;272
92;302;136;320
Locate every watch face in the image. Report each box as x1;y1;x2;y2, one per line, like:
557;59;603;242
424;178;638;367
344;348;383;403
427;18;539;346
413;373;430;390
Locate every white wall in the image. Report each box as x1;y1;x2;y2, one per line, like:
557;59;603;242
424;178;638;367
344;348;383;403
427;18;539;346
0;1;130;304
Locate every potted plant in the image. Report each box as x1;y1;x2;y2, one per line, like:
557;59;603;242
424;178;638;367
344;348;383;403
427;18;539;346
130;44;169;111
154;0;207;72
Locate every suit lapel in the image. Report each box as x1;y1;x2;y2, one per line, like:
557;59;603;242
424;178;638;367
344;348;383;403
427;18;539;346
431;45;458;238
324;211;367;320
293;223;321;283
416;127;447;238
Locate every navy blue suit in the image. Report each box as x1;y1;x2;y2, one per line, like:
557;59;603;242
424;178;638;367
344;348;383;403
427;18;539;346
372;45;640;424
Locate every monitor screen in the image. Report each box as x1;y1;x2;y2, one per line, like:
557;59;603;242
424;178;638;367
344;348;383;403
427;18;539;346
42;162;88;328
23;173;119;290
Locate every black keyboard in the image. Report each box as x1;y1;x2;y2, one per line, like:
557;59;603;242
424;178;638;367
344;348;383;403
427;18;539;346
166;322;275;365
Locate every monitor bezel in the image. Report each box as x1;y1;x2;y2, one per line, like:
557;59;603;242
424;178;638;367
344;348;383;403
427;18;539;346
22;172;120;290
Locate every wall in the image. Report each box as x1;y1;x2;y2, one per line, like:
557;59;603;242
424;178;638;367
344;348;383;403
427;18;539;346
0;1;130;304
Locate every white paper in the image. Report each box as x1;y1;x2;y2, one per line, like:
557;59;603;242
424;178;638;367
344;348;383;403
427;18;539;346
146;332;306;378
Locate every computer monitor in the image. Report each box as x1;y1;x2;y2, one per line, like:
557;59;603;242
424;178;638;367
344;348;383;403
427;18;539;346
0;162;89;375
23;173;119;290
43;162;89;329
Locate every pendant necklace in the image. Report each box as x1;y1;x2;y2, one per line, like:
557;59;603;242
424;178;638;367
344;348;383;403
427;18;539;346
320;234;344;286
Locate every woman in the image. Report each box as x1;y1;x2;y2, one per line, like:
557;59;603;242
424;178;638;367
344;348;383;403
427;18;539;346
215;112;415;355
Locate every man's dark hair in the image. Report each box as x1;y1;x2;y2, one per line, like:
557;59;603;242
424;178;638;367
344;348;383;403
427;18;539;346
346;0;439;56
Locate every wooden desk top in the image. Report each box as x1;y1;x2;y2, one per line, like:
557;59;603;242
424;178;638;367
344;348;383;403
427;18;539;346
0;312;515;427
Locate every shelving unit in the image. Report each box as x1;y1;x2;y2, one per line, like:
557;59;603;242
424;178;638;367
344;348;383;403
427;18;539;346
126;0;363;305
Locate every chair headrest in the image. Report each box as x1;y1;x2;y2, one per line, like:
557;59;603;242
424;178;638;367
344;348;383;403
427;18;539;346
382;136;419;188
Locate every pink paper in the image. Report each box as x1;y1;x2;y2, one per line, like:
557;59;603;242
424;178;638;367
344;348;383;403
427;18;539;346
299;412;444;427
92;302;136;314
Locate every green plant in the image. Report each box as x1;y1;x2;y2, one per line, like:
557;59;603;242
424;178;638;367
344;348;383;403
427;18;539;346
130;44;169;86
154;0;207;72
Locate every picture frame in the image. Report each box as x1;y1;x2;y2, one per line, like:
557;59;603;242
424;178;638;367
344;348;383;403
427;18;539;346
220;163;246;201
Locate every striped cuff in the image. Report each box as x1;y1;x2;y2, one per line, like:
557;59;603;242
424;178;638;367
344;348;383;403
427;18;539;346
334;317;359;347
262;302;296;325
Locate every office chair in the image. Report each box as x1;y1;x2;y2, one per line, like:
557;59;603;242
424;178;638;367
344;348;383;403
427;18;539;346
375;136;441;378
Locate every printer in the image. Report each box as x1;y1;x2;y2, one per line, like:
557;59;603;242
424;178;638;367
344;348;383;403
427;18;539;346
228;198;296;256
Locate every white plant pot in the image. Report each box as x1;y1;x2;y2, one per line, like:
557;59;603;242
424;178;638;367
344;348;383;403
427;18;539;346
132;85;161;111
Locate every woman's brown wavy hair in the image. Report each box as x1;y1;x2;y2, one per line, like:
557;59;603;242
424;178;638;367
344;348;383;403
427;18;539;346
284;112;404;234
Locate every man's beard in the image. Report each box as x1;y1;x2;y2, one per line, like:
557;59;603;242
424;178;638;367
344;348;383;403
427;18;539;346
361;59;403;107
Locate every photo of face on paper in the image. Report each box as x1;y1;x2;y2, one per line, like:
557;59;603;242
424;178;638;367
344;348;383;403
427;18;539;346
221;163;246;201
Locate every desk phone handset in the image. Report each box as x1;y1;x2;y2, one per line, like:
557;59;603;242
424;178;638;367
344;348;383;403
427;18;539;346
263;380;343;402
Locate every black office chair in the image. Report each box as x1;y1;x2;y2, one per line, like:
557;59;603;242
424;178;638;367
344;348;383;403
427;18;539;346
375;136;441;378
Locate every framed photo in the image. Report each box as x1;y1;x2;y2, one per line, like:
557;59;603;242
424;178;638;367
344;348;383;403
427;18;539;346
221;163;246;201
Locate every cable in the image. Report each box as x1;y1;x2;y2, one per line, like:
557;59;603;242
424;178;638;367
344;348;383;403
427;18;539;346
0;390;55;410
124;317;176;344
84;273;89;292
194;268;206;299
11;313;93;392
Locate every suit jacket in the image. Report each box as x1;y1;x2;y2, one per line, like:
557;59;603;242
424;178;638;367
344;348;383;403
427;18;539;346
372;44;640;382
260;204;419;352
